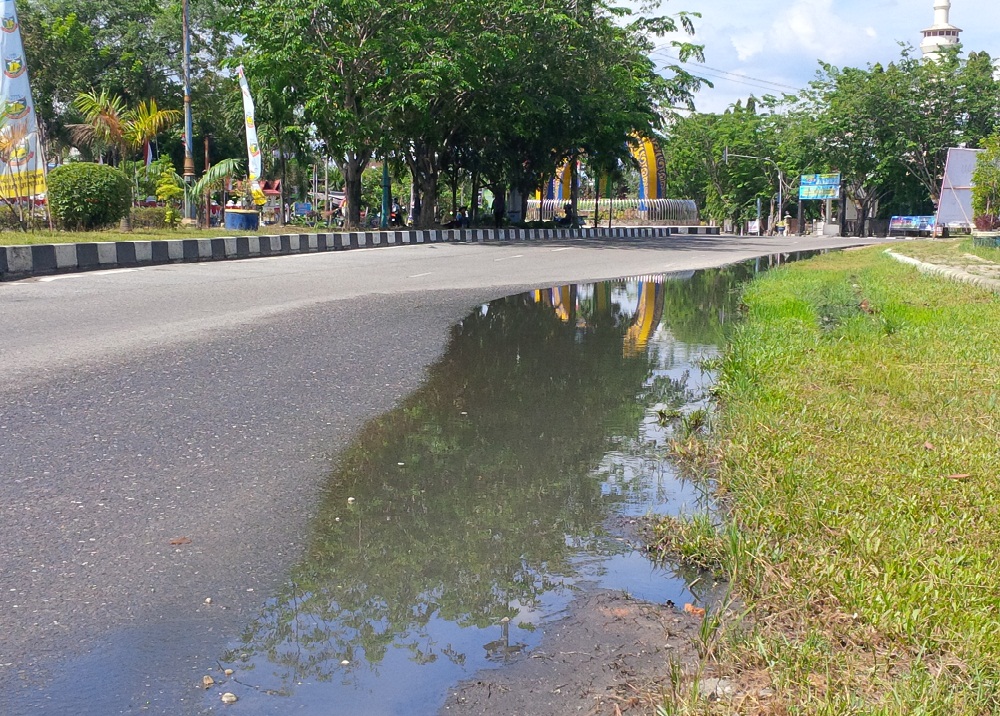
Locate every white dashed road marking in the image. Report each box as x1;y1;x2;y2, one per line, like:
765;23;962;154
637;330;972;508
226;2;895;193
38;268;142;282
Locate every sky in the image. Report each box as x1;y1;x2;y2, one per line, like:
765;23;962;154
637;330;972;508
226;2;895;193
651;0;1000;113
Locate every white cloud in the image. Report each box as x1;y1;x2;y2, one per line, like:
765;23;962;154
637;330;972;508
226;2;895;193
648;0;1000;113
751;0;880;63
730;32;765;61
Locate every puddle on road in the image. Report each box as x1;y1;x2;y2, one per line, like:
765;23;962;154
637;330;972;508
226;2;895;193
200;258;790;715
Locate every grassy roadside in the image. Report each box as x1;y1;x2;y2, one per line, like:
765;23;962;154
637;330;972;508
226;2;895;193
657;246;1000;713
0;227;282;246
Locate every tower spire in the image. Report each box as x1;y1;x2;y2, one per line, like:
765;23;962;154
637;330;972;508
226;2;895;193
921;0;962;60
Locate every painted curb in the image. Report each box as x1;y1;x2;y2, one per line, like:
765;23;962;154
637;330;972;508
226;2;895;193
0;225;721;281
884;250;1000;293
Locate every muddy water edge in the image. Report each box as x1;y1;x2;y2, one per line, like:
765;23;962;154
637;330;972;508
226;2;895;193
196;254;810;715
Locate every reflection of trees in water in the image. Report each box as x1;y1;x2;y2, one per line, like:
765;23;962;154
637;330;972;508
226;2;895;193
227;267;752;692
659;263;756;346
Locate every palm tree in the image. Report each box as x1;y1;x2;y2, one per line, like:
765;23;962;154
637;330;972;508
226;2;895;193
124;99;182;159
69;92;181;166
68;91;130;165
0;118;32;229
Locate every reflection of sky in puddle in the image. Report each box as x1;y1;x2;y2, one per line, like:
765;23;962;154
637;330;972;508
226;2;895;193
221;589;573;716
200;268;751;715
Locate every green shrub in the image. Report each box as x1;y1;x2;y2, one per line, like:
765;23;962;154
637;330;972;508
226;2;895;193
47;162;132;231
0;205;24;231
972;134;1000;222
130;206;168;229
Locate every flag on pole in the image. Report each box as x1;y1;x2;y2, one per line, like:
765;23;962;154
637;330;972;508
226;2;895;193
0;0;45;200
236;65;266;206
144;139;153;168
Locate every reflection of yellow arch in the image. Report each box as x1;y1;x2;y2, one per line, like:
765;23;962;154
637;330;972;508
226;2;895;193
624;283;664;355
593;283;610;317
552;285;572;322
533;285;574;322
530;282;662;350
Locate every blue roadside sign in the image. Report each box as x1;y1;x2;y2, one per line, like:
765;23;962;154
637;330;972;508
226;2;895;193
799;173;841;200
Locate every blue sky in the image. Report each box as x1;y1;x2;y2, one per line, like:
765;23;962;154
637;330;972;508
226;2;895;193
652;0;1000;113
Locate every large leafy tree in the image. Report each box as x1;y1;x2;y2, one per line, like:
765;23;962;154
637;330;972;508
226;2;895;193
802;63;898;235
803;48;1000;221
226;0;399;227
662;98;787;227
665;46;1000;232
20;0;238;163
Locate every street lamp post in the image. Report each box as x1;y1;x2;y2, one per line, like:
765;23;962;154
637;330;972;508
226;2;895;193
182;0;196;223
724;148;784;234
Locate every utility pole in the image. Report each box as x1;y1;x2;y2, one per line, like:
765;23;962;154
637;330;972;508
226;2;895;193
380;159;390;229
203;135;211;224
182;0;196;224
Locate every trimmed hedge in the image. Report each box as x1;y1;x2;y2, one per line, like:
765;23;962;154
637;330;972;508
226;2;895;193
47;162;132;231
130;206;169;229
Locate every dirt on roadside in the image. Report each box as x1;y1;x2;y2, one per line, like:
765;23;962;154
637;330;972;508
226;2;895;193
438;518;726;716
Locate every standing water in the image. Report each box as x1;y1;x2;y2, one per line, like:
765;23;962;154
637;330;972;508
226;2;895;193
200;259;788;714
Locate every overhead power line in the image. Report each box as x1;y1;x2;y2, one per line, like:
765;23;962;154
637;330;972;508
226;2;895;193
651;48;803;94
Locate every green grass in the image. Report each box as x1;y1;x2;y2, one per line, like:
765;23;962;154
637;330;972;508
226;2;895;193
658;247;1000;713
0;226;293;246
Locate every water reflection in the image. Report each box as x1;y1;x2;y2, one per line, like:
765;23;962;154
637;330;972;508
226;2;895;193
210;260;779;714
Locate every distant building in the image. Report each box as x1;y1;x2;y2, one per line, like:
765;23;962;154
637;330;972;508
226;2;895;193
920;0;962;60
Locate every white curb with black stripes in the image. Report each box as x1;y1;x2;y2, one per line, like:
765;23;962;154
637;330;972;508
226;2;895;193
0;224;721;281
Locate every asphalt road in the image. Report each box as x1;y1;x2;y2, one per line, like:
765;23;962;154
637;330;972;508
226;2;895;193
0;233;892;714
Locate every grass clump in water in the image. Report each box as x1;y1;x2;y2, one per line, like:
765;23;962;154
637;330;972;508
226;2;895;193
659;246;1000;714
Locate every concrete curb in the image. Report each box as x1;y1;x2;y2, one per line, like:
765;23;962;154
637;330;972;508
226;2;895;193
884;250;1000;293
0;225;721;281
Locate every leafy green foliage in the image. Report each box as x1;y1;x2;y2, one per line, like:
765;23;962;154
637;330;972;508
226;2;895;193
972;134;1000;227
47;162;132;230
129;206;168;229
20;0;239;171
155;169;183;228
226;0;706;227
663;47;1000;231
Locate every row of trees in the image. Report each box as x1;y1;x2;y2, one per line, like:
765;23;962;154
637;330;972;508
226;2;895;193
229;0;706;227
660;48;1000;233
18;0;707;229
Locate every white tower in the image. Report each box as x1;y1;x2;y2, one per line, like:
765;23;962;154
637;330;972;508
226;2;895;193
920;0;961;60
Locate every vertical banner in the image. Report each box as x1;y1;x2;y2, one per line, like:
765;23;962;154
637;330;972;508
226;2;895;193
236;65;266;205
0;0;46;200
598;174;614;199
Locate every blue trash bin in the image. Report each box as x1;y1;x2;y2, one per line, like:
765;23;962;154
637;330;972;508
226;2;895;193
224;209;260;232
